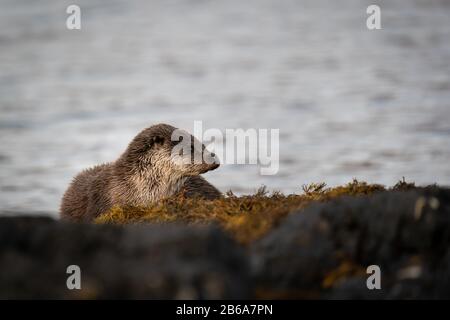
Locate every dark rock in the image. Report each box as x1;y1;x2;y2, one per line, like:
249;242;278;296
251;187;450;299
2;186;450;299
0;217;250;299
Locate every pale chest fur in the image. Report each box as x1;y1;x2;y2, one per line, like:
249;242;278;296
110;173;187;207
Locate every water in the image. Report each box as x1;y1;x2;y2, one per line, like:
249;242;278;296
1;0;450;216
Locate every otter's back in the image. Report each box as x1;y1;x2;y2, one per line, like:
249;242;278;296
60;164;111;221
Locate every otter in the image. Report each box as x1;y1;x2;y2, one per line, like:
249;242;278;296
60;123;221;222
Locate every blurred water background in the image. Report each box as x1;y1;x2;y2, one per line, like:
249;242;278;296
1;0;449;215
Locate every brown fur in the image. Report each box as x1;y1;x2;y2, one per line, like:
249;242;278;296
60;123;221;222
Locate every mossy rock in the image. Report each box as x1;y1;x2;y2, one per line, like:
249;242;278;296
96;179;401;244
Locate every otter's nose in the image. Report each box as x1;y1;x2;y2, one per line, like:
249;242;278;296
210;153;220;166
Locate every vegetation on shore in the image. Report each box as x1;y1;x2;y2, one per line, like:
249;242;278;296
95;179;417;244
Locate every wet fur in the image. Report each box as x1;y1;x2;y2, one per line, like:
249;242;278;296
60;124;221;222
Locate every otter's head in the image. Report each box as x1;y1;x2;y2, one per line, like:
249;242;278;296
122;123;219;178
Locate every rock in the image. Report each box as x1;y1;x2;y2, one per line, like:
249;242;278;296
0;217;250;299
251;187;450;299
2;187;450;299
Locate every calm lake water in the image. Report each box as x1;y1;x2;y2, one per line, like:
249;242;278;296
1;0;449;215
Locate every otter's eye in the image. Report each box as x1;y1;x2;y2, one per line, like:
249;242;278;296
154;136;164;144
149;135;164;148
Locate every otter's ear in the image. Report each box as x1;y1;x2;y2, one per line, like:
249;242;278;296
149;135;165;148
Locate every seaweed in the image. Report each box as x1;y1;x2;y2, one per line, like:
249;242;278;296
96;179;415;244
